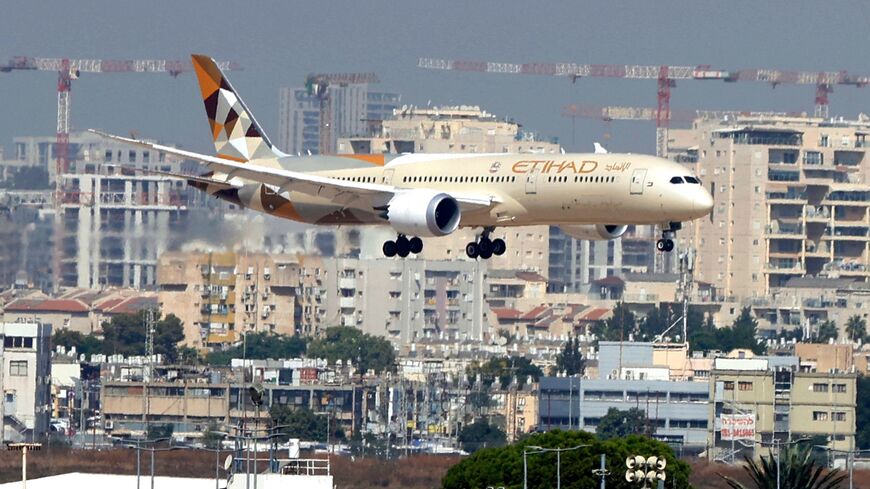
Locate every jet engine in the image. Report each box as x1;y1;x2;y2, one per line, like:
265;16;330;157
383;190;461;237
559;224;628;240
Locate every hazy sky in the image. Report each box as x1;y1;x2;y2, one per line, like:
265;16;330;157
3;1;870;156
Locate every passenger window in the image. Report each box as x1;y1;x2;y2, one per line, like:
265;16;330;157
670;176;685;184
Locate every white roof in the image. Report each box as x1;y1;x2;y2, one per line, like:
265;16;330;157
0;473;215;489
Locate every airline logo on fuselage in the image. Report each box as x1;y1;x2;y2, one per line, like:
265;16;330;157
510;160;632;174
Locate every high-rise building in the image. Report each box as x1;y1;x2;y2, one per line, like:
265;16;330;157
278;85;400;155
669;116;870;299
1;321;52;442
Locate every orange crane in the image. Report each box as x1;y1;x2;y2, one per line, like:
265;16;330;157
1;55;241;290
304;72;379;154
418;57;870;156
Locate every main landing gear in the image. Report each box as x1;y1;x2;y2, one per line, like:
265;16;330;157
656;221;681;253
383;235;423;258
465;227;506;260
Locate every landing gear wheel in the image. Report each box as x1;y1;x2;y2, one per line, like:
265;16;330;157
465;242;480;259
656;239;674;252
409;237;423;254
396;236;410;257
383;240;397;257
477;238;493;259
491;238;506;256
664;239;674;252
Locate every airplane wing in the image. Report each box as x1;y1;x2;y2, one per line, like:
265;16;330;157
107;165;239;190
89;130;496;211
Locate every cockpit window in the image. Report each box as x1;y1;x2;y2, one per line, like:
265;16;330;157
684;176;700;184
670;176;685;184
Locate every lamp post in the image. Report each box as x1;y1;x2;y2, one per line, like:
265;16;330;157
6;442;41;489
752;436;811;489
523;444;591;489
813;446;870;489
591;453;610;489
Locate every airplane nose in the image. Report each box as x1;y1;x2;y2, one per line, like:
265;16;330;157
694;190;714;215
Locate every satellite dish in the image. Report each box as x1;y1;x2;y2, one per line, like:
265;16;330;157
223;454;234;471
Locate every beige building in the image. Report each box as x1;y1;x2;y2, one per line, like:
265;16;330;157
157;251;299;349
709;363;856;455
670;116;870;300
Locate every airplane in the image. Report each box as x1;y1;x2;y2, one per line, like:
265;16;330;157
91;54;714;260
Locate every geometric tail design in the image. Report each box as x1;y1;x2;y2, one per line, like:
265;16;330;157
191;54;284;162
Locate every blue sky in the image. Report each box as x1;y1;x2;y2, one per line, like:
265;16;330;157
2;0;870;155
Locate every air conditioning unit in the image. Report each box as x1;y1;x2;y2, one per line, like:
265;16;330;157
104;420;114;430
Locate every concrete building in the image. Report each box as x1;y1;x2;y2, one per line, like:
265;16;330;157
669;115;870;300
157;251;300;349
278;85;401;155
1;321;52;441
708;356;857;459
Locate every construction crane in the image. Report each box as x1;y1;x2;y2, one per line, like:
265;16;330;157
0;55;241;290
418;57;870;156
304;72;379;154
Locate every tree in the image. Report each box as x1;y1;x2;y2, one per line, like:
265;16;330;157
202;422;225;449
205;332;307;365
552;336;585;376
689;314;720;352
725;307;765;355
857;375;870;449
595;407;651;440
592;302;636;341
442;430;692;489
52;329;104;357
815;320;838;344
468;356;543;390
458;421;506;453
307;326;396;374
100;311;186;362
146;423;174;442
845;315;866;343
637;304;674;341
720;443;846;489
270;405;345;442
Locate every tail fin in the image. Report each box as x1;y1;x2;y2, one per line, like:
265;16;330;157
191;54;286;161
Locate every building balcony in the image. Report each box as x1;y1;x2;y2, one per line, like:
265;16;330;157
766;192;807;204
339;278;356;290
339;297;356;309
764;262;805;274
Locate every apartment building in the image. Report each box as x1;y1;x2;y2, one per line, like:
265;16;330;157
1;321;52;442
669;116;870;300
708;357;856;459
157;251;300;349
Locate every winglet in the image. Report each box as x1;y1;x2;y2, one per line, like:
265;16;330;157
593;142;609;154
191;54;286;161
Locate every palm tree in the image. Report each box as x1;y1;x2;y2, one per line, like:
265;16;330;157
720;444;846;489
845;315;867;343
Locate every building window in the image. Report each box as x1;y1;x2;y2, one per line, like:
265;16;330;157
833;412;846;422
738;381;753;391
9;360;27;377
812;383;829;393
723;381;734;391
812;411;828;421
833;384;847;393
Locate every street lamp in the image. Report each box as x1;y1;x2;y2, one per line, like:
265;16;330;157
6;442;41;489
625;455;666;489
523;444;591;489
813;446;870;489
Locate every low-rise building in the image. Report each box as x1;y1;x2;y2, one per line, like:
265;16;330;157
1;321;52;441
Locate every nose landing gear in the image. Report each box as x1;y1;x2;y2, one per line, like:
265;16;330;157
383;235;423;257
465;227;506;260
656;221;681;253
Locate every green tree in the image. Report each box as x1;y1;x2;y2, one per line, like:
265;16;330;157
592;302;637;341
845;315;867;343
52;329;104;357
637;304;674;341
857;375;870;449
205;332;308;365
720;443;846;489
595;407;651;440
202;422;225;449
270;405;345;442
307;326;396;374
552;336;585;376
814;320;839;344
442;430;691;489
724;307;765;354
689;314;720;352
468;356;543;390
458;420;506;453
101;311;185;362
146;423;174;442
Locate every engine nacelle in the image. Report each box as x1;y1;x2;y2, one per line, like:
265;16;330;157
559;224;628;241
385;190;461;237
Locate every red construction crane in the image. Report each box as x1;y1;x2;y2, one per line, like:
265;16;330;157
305;72;379;154
418;57;870;156
0;55;241;290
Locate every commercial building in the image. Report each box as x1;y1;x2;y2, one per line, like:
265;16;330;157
1;321;52;441
669;115;870;300
708;356;857;457
278;85;401;155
